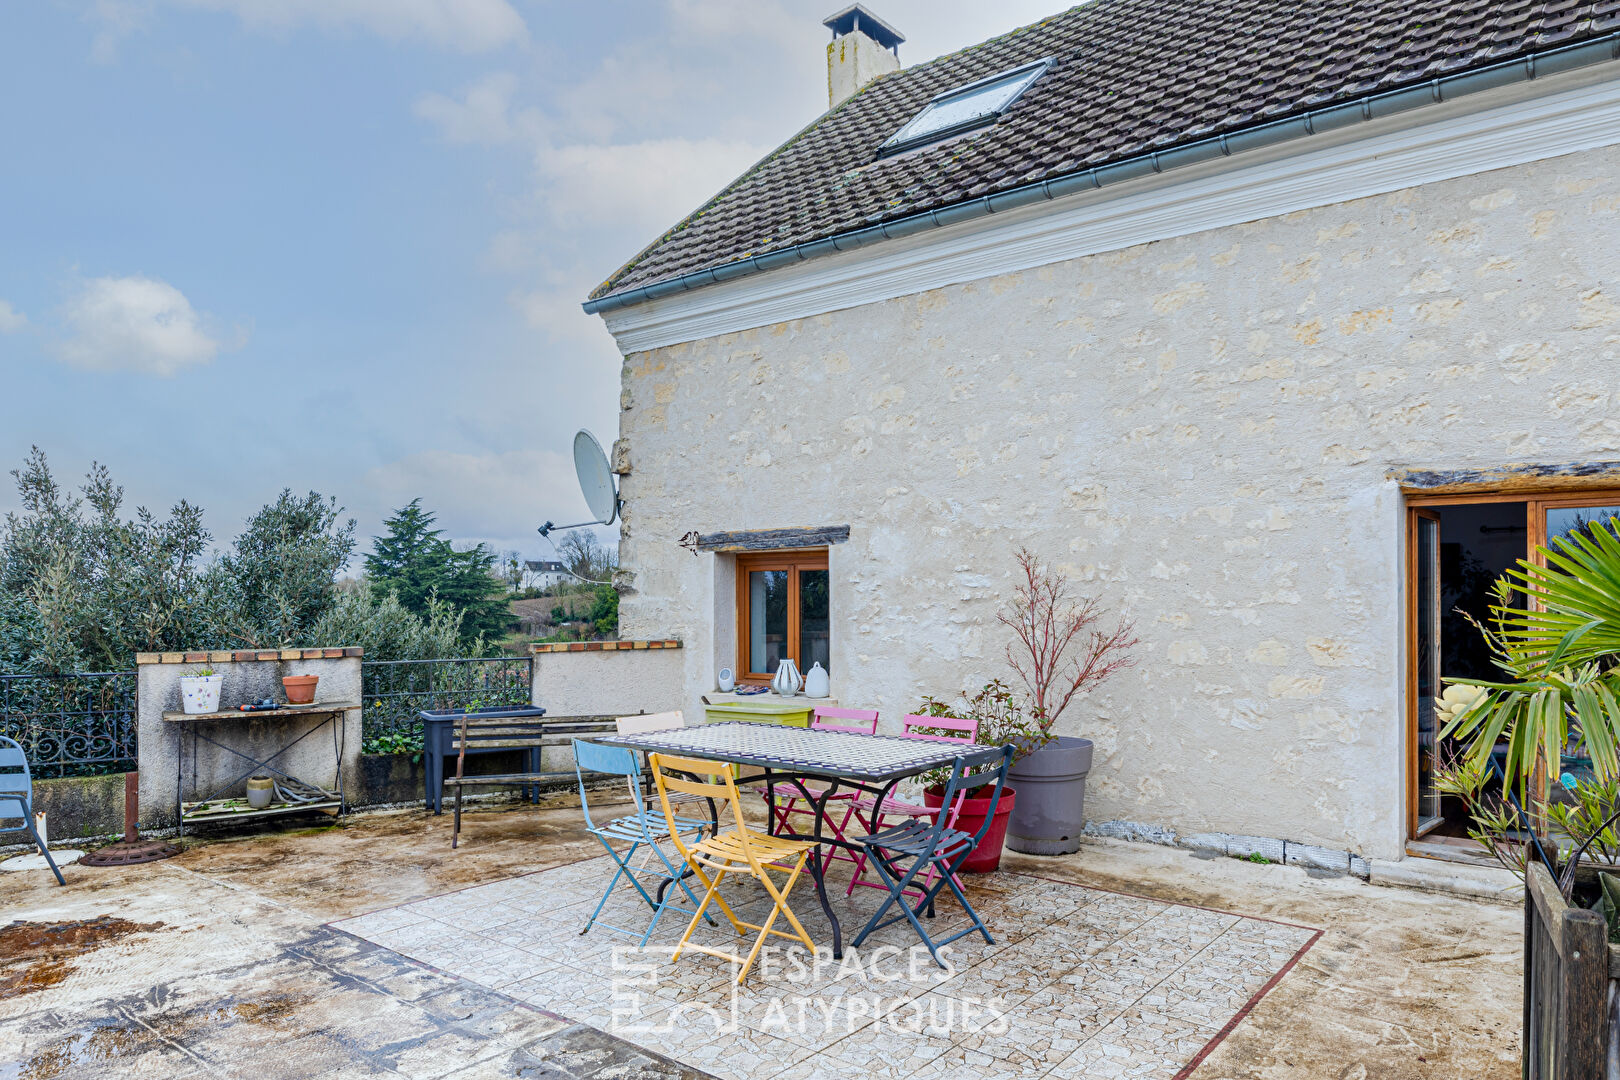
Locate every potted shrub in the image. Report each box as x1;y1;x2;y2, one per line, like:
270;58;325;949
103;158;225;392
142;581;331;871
179;668;223;714
913;681;1049;872
997;548;1137;855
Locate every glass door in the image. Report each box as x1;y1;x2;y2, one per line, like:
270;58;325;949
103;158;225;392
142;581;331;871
1411;508;1443;837
1535;496;1620;553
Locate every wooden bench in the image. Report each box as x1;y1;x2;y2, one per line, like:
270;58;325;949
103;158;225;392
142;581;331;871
420;706;617;847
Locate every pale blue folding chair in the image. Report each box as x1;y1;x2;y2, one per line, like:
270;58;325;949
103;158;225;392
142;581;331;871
572;738;715;945
0;735;65;886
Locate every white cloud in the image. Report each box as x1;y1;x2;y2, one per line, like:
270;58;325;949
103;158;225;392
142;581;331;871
0;300;26;333
176;0;527;51
534;137;766;234
363;448;596;550
55;275;224;376
414;73;536;145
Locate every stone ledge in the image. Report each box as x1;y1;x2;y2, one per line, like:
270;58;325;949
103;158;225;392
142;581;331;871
529;639;680;654
135;647;363;665
1366;856;1520;904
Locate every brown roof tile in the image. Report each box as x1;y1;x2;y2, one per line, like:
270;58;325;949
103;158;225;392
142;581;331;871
588;0;1616;306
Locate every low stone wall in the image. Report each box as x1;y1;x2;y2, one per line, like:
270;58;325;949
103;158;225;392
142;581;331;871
136;649;363;829
356;748;566;808
30;772;128;843
529;640;684;715
530;639;684;771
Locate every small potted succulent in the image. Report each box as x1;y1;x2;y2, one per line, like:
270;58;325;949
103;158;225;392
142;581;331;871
179;668;223;714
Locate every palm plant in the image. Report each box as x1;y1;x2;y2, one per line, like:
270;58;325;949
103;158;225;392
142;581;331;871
1441;516;1620;802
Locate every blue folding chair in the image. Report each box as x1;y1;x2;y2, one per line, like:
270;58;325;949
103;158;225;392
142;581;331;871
572;739;715;946
849;744;1015;967
0;735;65;886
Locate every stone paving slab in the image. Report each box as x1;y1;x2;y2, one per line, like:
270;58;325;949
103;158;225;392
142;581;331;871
0;867;709;1080
333;857;1321;1080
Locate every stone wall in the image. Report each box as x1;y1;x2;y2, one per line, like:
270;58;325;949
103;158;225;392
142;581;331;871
609;143;1620;863
136;649;363;829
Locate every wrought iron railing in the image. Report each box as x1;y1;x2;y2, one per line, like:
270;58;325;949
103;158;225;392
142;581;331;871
360;656;533;746
0;671;137;780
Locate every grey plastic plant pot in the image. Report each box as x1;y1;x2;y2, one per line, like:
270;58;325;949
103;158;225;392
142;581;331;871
1005;736;1094;855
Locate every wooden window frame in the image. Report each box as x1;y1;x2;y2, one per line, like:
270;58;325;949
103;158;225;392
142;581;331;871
1403;488;1620;841
735;548;829;684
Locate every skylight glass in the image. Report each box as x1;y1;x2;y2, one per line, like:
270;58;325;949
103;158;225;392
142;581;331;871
879;58;1051;157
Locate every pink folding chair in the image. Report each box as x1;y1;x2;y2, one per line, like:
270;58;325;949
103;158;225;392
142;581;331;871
757;706;878;867
846;713;979;898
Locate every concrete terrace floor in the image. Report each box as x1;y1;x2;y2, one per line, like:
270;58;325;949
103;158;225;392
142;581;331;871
0;798;1522;1080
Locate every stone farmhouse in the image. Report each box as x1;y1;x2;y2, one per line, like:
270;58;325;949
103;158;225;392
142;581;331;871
582;1;1620;867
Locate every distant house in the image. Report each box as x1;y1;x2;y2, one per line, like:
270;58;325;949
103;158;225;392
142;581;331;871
584;1;1620;867
521;560;572;591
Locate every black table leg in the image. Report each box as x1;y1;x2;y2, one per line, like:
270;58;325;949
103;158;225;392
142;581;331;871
809;780;842;958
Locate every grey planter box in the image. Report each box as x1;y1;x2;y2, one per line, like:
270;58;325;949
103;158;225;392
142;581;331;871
1005;736;1094;855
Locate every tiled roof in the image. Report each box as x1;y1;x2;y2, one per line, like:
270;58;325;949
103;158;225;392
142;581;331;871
590;0;1620;304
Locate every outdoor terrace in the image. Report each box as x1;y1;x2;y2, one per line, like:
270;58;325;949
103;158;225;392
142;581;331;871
0;796;1520;1080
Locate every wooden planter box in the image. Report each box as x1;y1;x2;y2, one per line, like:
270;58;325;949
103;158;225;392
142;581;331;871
1524;861;1614;1079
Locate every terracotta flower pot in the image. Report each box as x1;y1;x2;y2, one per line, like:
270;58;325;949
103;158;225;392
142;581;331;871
282;674;318;705
923;785;1017;873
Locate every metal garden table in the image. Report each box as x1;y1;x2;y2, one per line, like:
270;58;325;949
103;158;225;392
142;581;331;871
595;720;1000;957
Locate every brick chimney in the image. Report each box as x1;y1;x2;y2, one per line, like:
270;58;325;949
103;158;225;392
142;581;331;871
823;4;903;108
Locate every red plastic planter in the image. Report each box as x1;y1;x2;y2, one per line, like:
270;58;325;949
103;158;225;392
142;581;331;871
924;785;1016;873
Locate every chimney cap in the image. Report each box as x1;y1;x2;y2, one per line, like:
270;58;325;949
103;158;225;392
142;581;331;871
823;4;904;52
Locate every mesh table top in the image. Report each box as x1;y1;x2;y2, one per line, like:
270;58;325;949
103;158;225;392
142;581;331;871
596;721;998;782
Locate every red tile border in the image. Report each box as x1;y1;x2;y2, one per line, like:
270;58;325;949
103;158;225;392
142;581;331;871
1172;926;1325;1079
529;639;681;654
136;646;365;664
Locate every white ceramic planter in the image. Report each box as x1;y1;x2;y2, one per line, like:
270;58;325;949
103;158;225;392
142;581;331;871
803;662;830;698
179;674;223;715
771;659;803;697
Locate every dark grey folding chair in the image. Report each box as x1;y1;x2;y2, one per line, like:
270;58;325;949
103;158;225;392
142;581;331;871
849;744;1015;967
0;735;65;885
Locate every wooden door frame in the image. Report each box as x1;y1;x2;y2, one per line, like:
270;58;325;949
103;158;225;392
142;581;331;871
1402;487;1620;840
1407;507;1442;840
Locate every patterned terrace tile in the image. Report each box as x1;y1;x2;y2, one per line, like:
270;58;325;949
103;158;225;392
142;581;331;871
332;861;1318;1080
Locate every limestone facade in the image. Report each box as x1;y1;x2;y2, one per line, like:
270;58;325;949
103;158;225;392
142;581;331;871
606;143;1620;862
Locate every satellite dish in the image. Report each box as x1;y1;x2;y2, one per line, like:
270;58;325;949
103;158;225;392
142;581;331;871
537;430;619;539
574;430;618;525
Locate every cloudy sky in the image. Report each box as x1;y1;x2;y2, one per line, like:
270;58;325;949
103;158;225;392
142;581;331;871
0;0;1061;562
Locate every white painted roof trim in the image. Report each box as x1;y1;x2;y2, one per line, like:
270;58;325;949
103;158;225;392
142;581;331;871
600;63;1620;355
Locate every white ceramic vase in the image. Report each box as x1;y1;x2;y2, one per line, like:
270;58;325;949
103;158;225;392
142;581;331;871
717;667;736;693
803;662;830;698
771;659;803;697
180;674;223;715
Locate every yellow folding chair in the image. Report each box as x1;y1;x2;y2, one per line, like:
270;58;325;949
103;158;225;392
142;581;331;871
648;752;819;984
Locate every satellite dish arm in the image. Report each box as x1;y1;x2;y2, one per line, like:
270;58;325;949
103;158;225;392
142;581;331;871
537;514;615;539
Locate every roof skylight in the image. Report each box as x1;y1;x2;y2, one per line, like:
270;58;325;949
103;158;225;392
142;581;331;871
878;58;1051;158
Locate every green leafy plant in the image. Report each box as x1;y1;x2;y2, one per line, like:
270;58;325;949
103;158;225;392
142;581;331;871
1432;751;1531;878
912;679;1050;791
1440;517;1620;802
1591;872;1620;943
186;667;215;677
361;730;424;761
